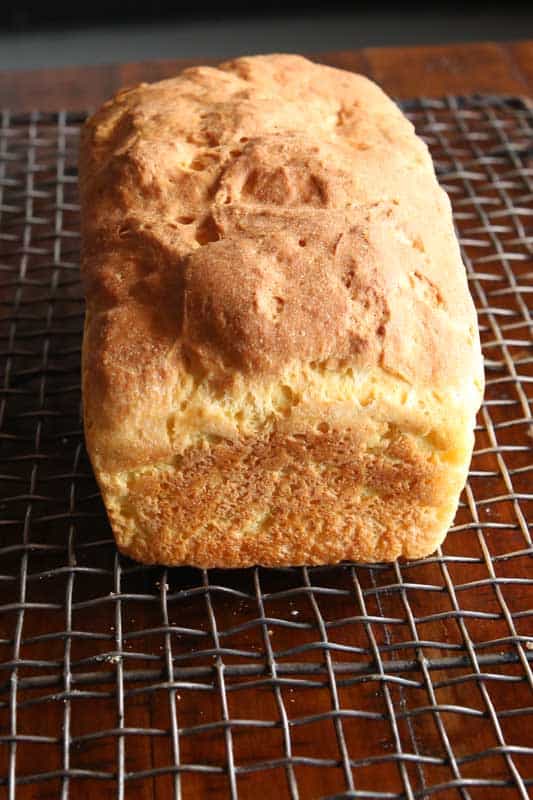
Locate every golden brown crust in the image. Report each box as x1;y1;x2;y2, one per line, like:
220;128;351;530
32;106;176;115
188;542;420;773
80;54;484;566
108;424;465;567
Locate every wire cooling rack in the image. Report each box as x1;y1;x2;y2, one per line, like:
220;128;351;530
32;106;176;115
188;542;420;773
0;96;532;800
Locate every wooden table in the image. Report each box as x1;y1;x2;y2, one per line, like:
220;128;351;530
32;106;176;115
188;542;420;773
0;40;532;110
1;39;532;800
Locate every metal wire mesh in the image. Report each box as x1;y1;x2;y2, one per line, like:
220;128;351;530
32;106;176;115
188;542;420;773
0;96;532;800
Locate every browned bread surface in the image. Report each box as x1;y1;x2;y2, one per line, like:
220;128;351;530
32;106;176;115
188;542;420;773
80;54;484;566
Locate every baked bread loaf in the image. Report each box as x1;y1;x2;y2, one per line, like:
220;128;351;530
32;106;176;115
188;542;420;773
79;54;484;567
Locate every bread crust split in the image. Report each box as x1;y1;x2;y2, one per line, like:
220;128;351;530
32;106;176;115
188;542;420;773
80;54;484;567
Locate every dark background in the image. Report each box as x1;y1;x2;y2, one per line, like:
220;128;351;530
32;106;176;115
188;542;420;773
0;1;531;70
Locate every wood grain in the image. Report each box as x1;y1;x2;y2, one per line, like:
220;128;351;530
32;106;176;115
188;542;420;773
0;41;531;800
363;41;531;97
0;40;531;112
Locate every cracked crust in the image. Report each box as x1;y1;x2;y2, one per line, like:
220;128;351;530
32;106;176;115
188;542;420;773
80;54;484;566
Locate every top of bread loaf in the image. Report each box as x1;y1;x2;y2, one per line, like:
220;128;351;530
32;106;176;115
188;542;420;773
80;54;483;473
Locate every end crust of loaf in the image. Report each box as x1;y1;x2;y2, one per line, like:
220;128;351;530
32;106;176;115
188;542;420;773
80;54;484;567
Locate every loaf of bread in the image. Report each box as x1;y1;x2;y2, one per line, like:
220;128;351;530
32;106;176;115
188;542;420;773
79;54;484;567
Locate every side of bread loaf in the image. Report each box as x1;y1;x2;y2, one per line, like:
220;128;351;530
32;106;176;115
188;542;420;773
79;54;484;566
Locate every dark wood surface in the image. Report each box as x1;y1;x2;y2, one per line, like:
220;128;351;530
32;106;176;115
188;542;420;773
0;40;532;111
0;40;532;800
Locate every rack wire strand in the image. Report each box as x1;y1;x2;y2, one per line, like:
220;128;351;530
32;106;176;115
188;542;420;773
0;97;532;799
